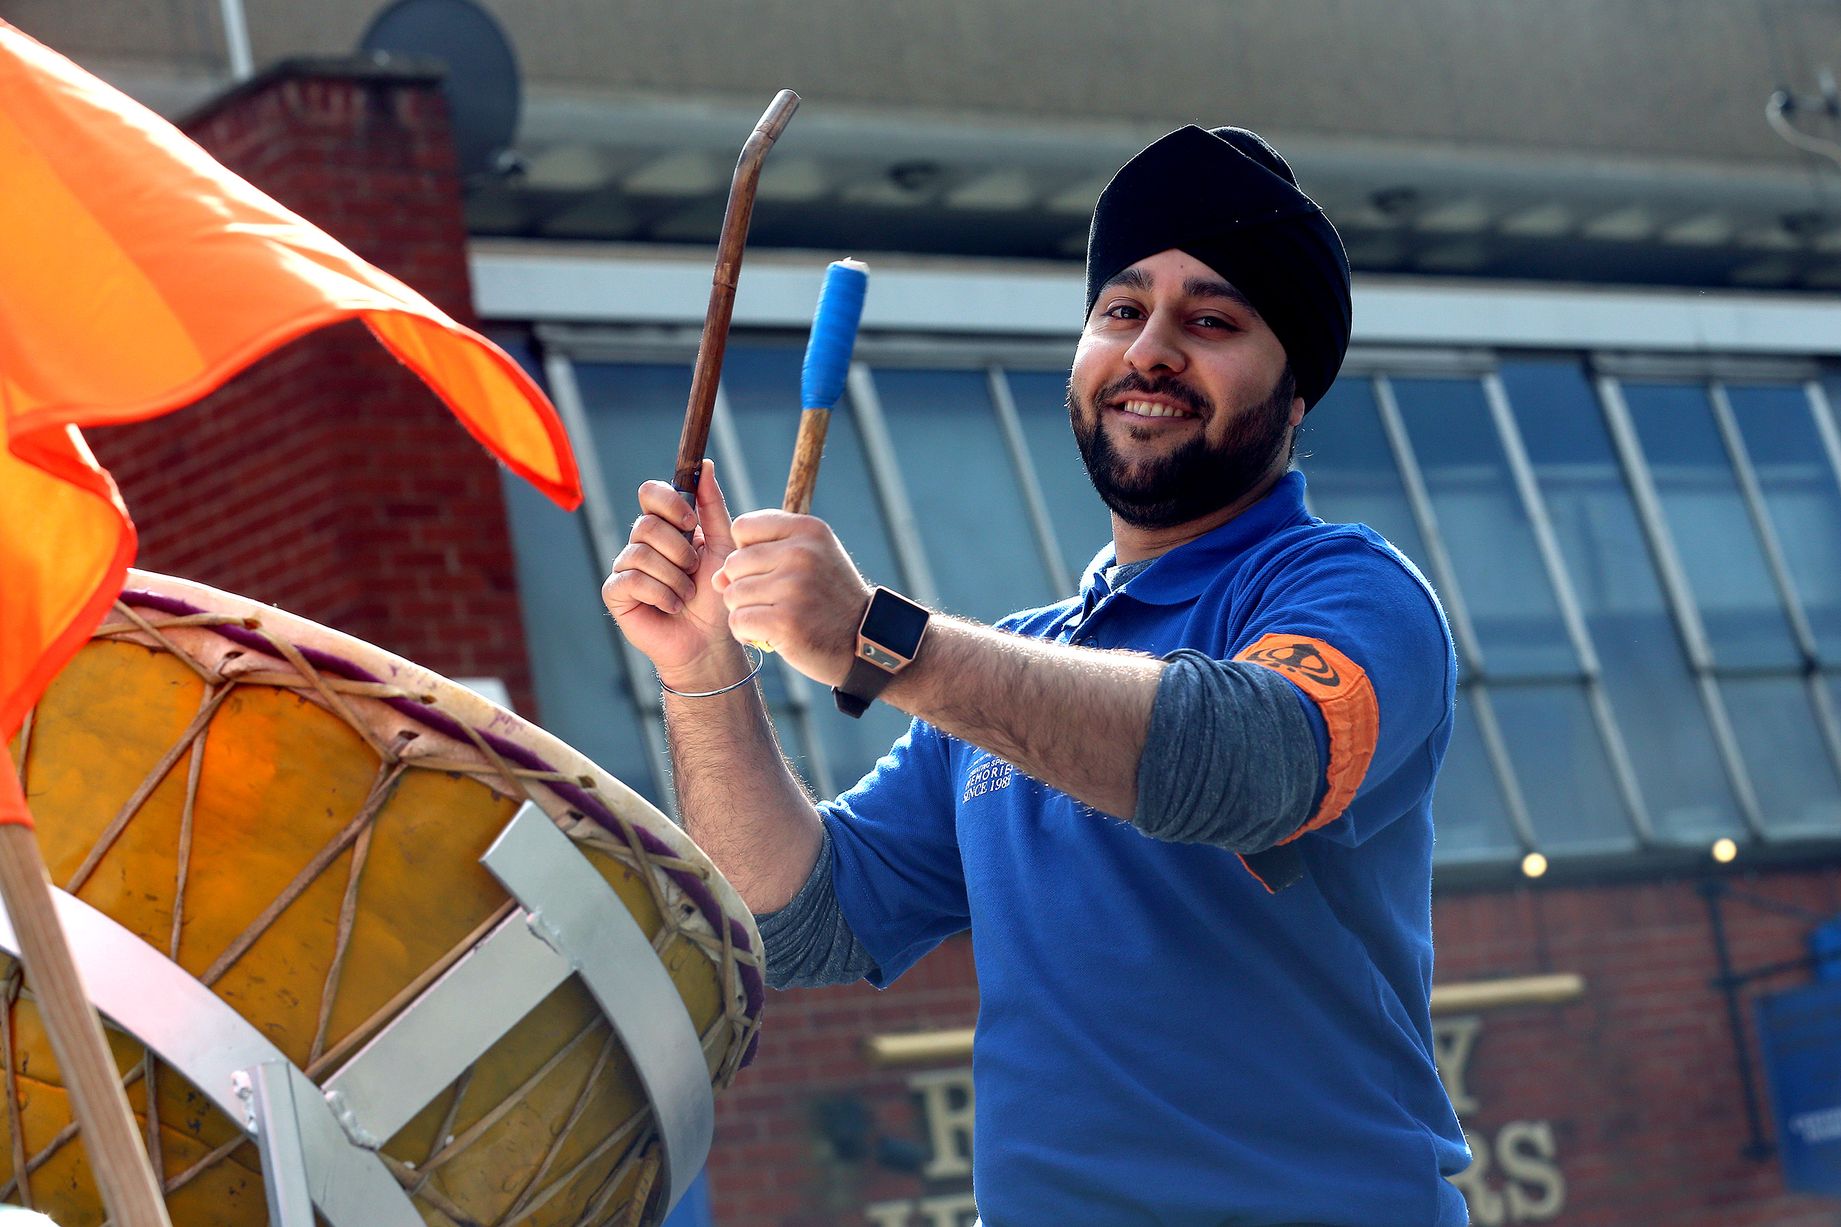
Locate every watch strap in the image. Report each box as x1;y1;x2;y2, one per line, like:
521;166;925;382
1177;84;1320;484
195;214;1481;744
833;654;892;717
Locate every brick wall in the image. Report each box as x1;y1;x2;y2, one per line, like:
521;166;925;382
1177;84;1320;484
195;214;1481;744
715;866;1841;1227
86;61;536;714
708;939;983;1226
1432;867;1841;1227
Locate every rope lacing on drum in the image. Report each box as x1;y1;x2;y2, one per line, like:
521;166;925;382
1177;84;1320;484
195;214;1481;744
260;631;402;764
0;971;29;1210
96;603;247;686
378;1024;655;1227
567;1128;662;1227
308;739;407;1068
163;1132;244;1199
380;1153;471;1223
618;1141;664;1227
305;900;519;1080
496;1029;620;1223
407;1066;473;1196
417;1018;602;1172
583;825;755;1076
64;682;234;896
451;718;531;803
199;759;409;990
0;1056;153;1205
502;1118;656;1227
135;676;220;1186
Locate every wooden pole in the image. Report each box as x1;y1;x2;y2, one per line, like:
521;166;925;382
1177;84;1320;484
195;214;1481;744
781;408;832;515
0;758;170;1226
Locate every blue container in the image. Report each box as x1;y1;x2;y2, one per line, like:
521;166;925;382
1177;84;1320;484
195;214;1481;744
662;1171;712;1227
1812;917;1841;983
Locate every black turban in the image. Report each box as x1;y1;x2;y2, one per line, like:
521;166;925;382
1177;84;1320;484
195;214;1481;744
1084;125;1351;410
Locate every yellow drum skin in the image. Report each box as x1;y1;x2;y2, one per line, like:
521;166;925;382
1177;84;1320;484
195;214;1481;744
2;574;762;1225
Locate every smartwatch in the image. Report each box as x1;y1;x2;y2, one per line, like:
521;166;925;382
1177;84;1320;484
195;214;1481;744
834;587;931;717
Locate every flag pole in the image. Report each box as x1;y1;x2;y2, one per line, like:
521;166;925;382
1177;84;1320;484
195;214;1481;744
0;757;171;1226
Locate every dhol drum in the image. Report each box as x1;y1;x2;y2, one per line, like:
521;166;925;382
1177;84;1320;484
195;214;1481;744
1;571;764;1225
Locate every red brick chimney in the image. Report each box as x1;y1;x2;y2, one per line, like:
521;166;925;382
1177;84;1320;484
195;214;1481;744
87;59;535;712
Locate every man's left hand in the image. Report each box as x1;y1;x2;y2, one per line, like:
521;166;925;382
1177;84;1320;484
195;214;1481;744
714;511;873;687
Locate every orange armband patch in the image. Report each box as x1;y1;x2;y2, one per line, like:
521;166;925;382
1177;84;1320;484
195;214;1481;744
1234;633;1380;842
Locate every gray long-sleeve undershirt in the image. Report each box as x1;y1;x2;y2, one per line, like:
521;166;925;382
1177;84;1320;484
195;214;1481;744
756;651;1326;990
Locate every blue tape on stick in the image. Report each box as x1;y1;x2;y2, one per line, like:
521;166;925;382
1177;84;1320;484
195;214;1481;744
800;259;869;411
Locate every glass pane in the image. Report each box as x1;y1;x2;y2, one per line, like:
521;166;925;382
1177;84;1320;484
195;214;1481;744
500;471;659;803
719;344;917;783
720;344;905;590
1500;361;1742;839
873;368;1057;621
1623;382;1800;669
573;360;814;777
1391;377;1574;679
1005;368;1114;581
488;335;660;802
712;342;801;508
1490;684;1633;852
1433;690;1521;860
1727;384;1841;663
1295;379;1431;566
1721;677;1841;837
576;361;698;529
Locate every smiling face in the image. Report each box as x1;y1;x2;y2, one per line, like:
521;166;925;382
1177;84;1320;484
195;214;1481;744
1068;248;1304;533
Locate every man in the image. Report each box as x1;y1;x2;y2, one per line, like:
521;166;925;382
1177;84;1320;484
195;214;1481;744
604;125;1470;1225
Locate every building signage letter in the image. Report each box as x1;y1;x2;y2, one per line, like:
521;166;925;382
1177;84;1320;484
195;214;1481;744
908;1067;976;1180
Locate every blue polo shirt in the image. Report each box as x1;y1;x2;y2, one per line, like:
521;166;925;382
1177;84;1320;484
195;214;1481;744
822;471;1470;1226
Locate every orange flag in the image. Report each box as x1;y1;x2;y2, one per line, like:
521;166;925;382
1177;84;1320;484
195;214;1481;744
0;21;583;772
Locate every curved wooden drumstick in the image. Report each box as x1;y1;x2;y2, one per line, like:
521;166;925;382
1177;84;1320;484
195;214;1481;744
783;259;870;515
672;90;801;505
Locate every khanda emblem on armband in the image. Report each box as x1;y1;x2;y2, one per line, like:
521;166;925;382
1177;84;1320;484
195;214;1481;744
1243;640;1342;688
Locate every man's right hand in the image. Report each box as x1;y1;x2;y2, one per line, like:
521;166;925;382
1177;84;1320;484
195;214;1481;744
603;457;826;910
602;458;748;689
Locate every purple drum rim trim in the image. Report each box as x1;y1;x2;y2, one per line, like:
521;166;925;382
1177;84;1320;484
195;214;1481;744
117;589;764;1061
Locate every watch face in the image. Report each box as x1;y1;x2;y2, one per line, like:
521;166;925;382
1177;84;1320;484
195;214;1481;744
862;589;929;655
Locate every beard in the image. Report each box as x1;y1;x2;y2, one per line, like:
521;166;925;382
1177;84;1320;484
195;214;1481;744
1069;367;1295;530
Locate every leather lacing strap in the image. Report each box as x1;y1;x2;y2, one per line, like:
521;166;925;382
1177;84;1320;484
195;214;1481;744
64;684;235;896
500;1030;619;1221
619;1142;665;1227
305;900;518;1079
0;972;28;1209
95;603;244;686
198;759;410;989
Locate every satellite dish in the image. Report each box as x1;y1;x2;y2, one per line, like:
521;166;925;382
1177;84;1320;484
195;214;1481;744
359;0;522;181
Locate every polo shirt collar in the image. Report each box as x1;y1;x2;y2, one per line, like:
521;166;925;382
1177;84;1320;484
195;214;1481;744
1076;470;1313;608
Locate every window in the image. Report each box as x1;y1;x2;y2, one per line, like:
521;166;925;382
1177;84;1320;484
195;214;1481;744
501;321;1841;873
1613;377;1841;836
1500;361;1737;844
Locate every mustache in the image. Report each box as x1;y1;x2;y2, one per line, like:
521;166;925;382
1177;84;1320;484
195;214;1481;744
1092;372;1211;417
